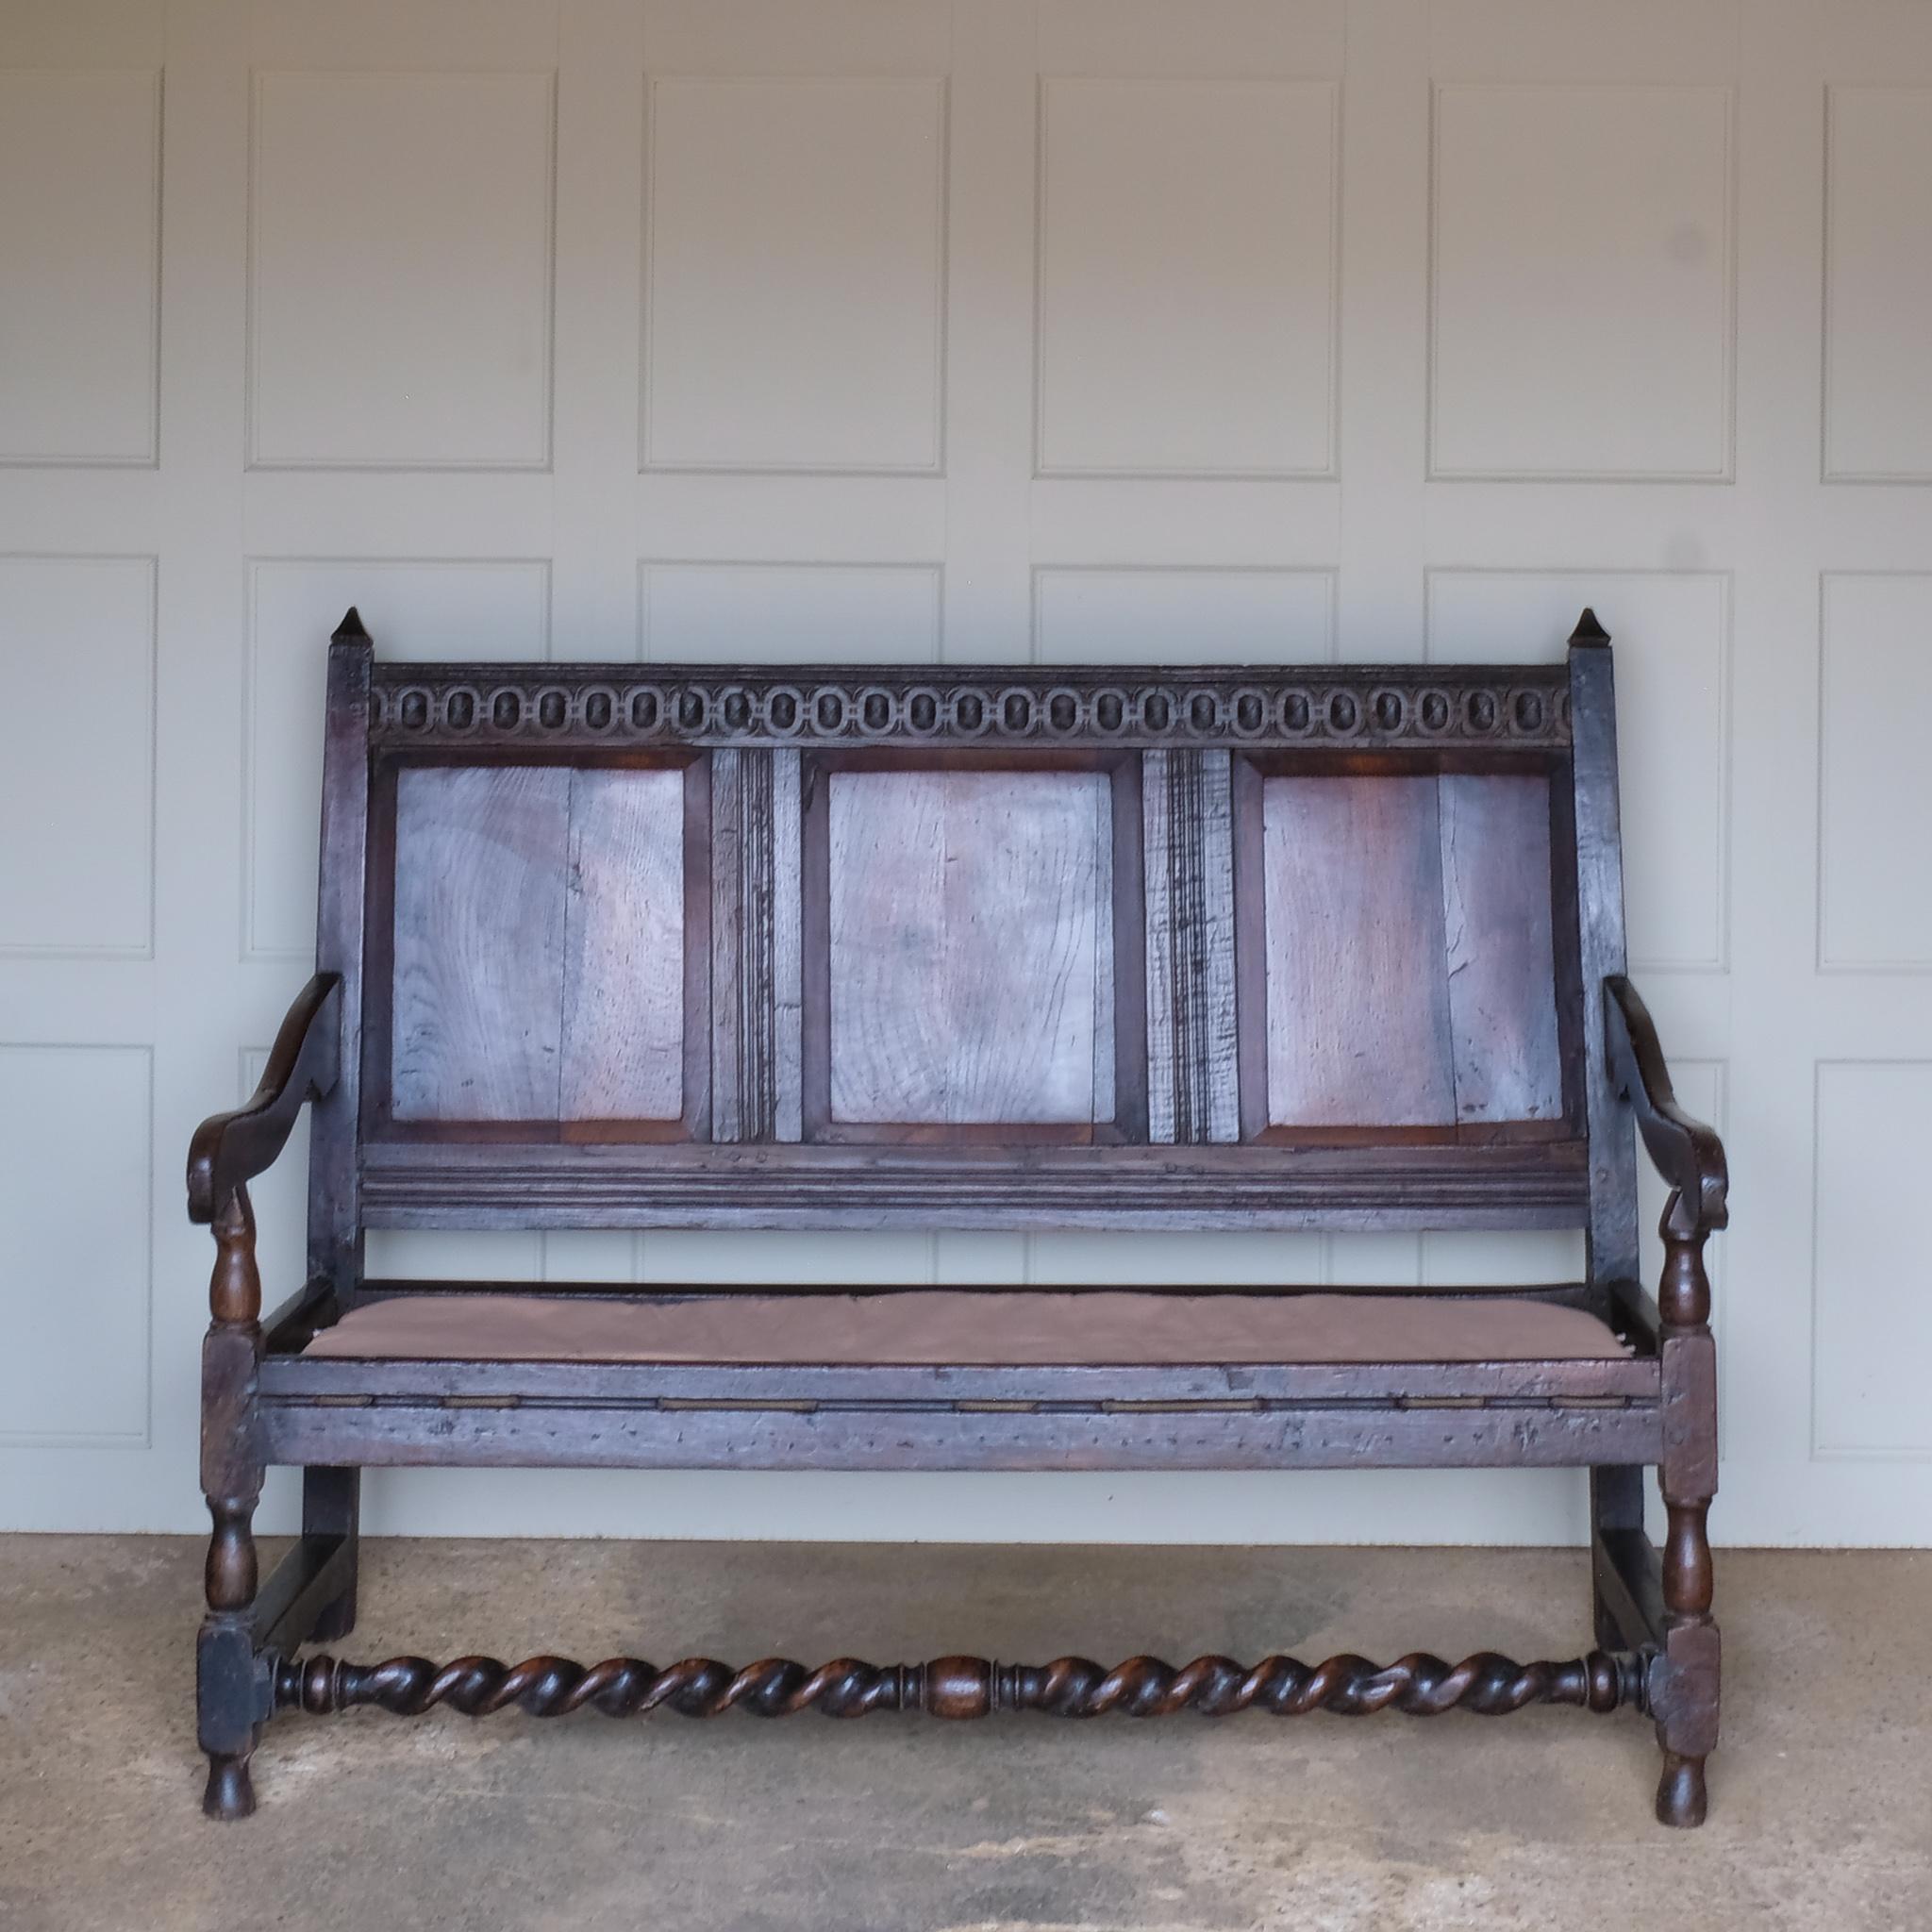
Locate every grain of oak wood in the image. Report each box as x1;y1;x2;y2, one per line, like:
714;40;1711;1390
391;765;688;1125
826;767;1113;1126
559;768;687;1123
1257;772;1563;1129
1262;774;1458;1126
1441;773;1563;1124
391;765;570;1122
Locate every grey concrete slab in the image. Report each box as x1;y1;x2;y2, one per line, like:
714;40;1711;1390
0;1538;1925;1930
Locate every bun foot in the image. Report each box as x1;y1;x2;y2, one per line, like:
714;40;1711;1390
203;1752;257;1821
1656;1751;1707;1828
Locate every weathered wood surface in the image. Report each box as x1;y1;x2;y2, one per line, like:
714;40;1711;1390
261;1394;1662;1474
1262;774;1457;1126
367;660;1577;753
261;1344;1660;1407
355;1136;1591;1230
1567;615;1641;1284
391;766;572;1121
1255;772;1563;1131
1440;774;1563;1124
711;748;802;1141
559;768;687;1121
187;974;341;1223
309;615;372;1295
390;765;689;1125
825;768;1113;1127
1143;749;1238;1142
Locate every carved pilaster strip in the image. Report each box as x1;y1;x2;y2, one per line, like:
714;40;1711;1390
711;750;801;1142
1144;750;1239;1144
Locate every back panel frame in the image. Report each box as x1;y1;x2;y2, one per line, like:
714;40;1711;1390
306;645;1628;1272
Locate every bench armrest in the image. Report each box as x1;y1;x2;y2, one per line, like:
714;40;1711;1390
1603;975;1728;1239
187;974;342;1224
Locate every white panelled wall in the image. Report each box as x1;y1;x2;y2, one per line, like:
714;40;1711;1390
2;0;1928;1545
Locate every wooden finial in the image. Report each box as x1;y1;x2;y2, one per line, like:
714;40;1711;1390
1567;607;1610;648
331;606;370;643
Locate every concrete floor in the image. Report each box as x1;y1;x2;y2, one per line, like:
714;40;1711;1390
1;1539;1926;1931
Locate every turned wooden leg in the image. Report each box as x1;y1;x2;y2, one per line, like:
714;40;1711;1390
1653;1191;1720;1829
199;1491;263;1818
198;1189;265;1820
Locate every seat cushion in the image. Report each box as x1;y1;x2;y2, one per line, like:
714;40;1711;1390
304;1290;1626;1366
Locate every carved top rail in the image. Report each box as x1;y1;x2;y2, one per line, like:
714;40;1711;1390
365;660;1574;753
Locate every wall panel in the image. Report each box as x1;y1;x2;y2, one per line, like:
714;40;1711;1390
1036;77;1337;477
1824;87;1932;481
642;76;946;473
2;0;1927;1546
1813;1062;1932;1457
1430;84;1734;480
249;70;556;469
0;1046;151;1445
1819;573;1932;970
0;70;160;465
0;556;156;957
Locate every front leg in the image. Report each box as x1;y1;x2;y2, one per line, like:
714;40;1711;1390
1652;1189;1720;1827
198;1188;265;1819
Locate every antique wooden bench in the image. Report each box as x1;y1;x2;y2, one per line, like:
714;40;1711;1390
190;607;1725;1826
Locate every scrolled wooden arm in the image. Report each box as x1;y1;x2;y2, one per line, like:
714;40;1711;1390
1603;974;1728;1239
187;974;342;1225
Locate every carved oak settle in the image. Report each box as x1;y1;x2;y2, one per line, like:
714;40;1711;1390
189;608;1725;1825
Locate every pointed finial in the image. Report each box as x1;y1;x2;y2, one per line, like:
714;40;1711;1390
1567;607;1610;648
331;606;370;643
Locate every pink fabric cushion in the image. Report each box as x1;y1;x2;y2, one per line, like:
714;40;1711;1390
304;1290;1626;1366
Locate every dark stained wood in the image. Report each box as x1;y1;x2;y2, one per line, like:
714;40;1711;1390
1260;774;1456;1126
185;608;1725;1826
824;766;1115;1128
1143;749;1240;1142
187;974;341;1224
299;1470;359;1642
711;748;803;1141
354;1136;1592;1230
1106;758;1151;1141
367;661;1576;755
198;1184;266;1820
1606;974;1729;1237
260;1393;1661;1474
275;1645;1636;1721
309;614;371;1305
1440;774;1563;1124
260;1341;1660;1407
1568;617;1642;1285
560;767;688;1122
1652;1183;1721;1827
391;764;572;1122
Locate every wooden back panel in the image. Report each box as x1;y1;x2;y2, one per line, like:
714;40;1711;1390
308;626;1627;1250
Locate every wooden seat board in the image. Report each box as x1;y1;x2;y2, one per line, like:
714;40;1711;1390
301;1287;1631;1368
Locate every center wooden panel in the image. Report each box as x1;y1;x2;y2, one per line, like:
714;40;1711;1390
1255;772;1563;1130
389;763;691;1127
824;768;1115;1128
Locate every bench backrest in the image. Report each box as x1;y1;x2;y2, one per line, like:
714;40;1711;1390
307;610;1640;1295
